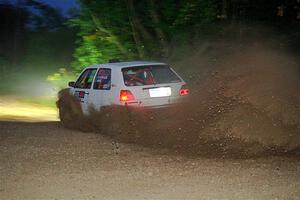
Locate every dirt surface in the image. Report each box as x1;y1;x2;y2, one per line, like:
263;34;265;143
1;121;300;200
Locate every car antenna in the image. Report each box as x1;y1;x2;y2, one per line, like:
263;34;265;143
109;59;120;63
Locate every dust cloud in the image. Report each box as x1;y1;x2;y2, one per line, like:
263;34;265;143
60;42;300;157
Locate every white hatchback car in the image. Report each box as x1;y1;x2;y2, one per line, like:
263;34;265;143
58;61;189;117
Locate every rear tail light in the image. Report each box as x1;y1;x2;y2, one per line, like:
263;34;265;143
179;85;189;96
120;90;135;101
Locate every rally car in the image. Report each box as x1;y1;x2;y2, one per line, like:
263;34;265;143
57;61;189;122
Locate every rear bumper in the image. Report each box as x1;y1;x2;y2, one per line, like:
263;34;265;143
137;103;179;110
122;103;183;113
121;96;188;110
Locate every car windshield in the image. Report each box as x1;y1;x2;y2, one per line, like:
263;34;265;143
122;65;181;86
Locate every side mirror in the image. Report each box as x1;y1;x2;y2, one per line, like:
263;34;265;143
68;81;75;87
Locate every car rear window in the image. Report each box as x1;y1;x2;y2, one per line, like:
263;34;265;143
122;65;181;86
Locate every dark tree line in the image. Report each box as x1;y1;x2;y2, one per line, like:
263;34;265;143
0;0;76;76
0;2;28;69
0;0;299;75
70;0;300;71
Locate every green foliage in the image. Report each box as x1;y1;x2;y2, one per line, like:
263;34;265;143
69;0;219;71
69;1;136;71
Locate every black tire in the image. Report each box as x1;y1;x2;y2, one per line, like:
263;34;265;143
58;100;73;126
57;89;83;128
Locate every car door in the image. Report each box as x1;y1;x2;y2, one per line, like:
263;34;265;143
89;68;112;110
71;68;97;115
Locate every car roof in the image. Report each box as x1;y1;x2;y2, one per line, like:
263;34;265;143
86;61;166;69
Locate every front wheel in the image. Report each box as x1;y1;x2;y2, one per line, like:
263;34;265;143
58;100;73;126
57;89;83;128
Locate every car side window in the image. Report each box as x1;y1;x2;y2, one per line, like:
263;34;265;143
93;68;111;90
75;68;97;89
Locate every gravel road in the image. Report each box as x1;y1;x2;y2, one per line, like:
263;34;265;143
0;121;299;200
